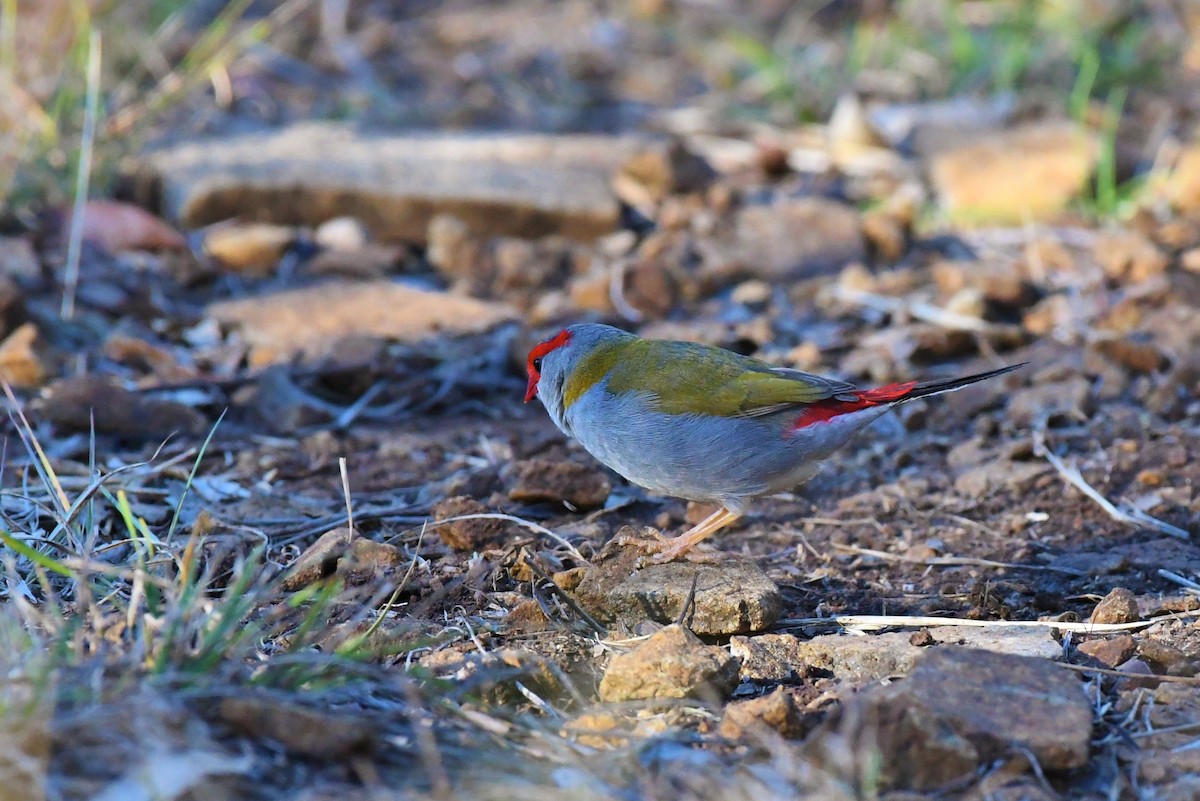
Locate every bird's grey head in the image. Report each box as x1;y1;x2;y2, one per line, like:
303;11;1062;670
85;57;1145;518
524;323;633;432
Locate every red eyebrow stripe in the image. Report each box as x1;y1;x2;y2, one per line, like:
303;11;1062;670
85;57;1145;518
791;381;917;429
528;329;571;364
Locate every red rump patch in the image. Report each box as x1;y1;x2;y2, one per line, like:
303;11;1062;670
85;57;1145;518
791;381;917;430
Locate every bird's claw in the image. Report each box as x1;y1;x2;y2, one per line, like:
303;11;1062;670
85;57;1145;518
610;525;668;547
633;546;727;568
605;526;728;566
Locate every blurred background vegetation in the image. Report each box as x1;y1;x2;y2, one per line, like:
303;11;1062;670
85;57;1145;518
1;1;1190;219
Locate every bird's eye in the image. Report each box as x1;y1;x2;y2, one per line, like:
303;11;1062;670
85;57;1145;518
532;357;543;372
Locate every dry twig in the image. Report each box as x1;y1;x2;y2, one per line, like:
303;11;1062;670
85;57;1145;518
1033;424;1190;540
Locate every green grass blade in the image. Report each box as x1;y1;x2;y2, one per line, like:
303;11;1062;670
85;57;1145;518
166;408;226;544
0;531;75;578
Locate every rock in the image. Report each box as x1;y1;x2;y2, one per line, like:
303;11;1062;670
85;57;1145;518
503;598;551;634
426;213;485;283
928;121;1096;224
75;199;186;253
0;236;40;283
566;267;613;313
730;633;823;682
281;527;404;590
953;460;1049;497
928;626;1062;661
1005;375;1090;427
732;626;1061;685
870;94;1018;154
0;323;45;388
1093;231;1169;283
431;496;512;551
1048;550;1129;575
562;711;630;749
834;647;1093;790
103;333;197;383
827;92;890;167
207;280;517;367
737;631;918;684
215;695;373;758
493;237;559;295
719;687;808;740
622;259;678;319
1077;634;1136;668
1139;594;1200;617
1163;141;1200;212
730;279;772;309
136;123;641;242
909;629;935;647
314;216;369;251
611;139;716;209
1116;657;1158;689
597;624;739;702
575;550;781;636
1090;587;1140;625
1181;246;1200;274
562;709;676;750
39;375;205;438
506;459;611;511
861;208;908;262
1022;294;1075;337
716;198;864;281
451;648;567;707
1138;638;1199;677
202;223;297;277
305;243;402;278
1089;335;1167;374
1133;684;1200;793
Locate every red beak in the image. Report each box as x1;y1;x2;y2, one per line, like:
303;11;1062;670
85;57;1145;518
524;375;538;403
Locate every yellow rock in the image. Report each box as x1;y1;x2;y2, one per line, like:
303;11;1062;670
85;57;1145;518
929;122;1097;225
0;323;44;388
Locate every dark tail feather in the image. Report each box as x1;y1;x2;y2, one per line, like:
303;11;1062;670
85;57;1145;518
794;362;1027;429
904;362;1027;401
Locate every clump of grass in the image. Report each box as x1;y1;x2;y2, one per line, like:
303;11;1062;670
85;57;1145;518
0;0;286;217
722;1;1175;125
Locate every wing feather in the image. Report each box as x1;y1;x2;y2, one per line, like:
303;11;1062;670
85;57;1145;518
603;340;854;418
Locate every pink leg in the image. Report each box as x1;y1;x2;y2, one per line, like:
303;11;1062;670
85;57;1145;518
646;506;740;564
609;507;741;565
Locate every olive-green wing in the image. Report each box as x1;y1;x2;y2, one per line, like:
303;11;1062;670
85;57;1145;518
603;339;857;418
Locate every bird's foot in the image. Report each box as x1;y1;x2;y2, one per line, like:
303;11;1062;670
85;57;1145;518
634;545;727;568
606;527;726;566
606;525;668;552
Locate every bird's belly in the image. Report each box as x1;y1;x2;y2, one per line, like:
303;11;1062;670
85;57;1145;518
564;388;858;505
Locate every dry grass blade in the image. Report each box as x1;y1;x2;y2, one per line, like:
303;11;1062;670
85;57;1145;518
1057;662;1200;686
1157;569;1200;595
60;28;101;320
775;610;1200;634
3;381;70;516
833;284;1014;334
340;456;355;539
336;524;428;656
831;542;1086;576
165;408;226;543
1033;424;1190;540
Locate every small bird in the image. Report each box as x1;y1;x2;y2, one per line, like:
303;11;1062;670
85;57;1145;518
525;323;1022;563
